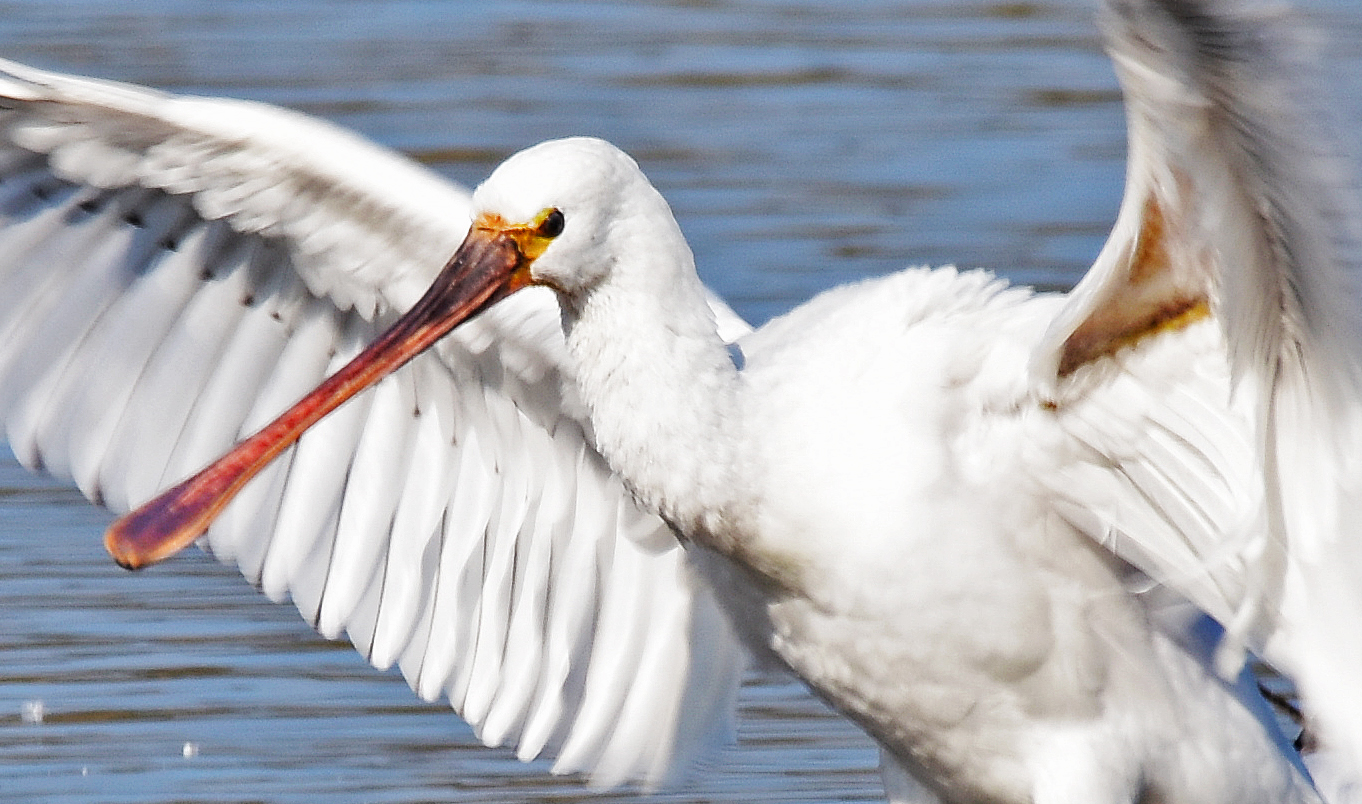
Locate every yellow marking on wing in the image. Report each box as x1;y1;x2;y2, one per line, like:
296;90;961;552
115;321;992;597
1058;195;1210;376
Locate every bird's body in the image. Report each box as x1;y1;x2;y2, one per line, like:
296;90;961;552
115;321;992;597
1;0;1361;803
728;278;1309;803
715;274;1132;802
506;149;1309;800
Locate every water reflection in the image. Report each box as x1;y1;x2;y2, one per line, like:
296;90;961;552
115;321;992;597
0;1;1359;802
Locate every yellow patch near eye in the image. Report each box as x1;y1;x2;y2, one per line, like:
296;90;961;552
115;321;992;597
534;207;565;238
471;210;562;261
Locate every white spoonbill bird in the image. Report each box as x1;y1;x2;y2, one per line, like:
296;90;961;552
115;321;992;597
2;0;1362;802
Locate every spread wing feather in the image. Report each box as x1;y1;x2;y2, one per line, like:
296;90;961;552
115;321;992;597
1035;0;1362;772
0;59;750;789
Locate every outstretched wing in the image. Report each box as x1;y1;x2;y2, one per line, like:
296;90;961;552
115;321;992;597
1032;0;1362;771
0;59;750;788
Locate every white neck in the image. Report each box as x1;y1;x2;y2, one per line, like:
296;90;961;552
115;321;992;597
558;223;741;541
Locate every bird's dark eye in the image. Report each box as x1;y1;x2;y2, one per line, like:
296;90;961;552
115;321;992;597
537;208;565;238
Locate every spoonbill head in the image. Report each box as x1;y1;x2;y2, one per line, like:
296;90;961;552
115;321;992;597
471;137;683;300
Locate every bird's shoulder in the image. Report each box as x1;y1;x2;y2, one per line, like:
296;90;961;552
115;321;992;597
742;266;1051;390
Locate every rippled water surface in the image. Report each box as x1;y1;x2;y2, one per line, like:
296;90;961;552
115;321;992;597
1;1;1361;802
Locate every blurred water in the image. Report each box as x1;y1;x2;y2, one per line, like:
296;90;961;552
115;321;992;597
0;1;1359;802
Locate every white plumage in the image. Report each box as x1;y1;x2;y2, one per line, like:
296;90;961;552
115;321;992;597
1;0;1360;802
0;57;748;793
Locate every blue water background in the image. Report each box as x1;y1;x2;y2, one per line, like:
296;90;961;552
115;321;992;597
0;1;1360;802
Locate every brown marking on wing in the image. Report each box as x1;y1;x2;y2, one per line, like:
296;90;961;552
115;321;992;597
1058;194;1211;377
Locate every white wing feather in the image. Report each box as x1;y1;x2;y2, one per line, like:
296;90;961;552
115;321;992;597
0;59;750;789
1035;0;1362;772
